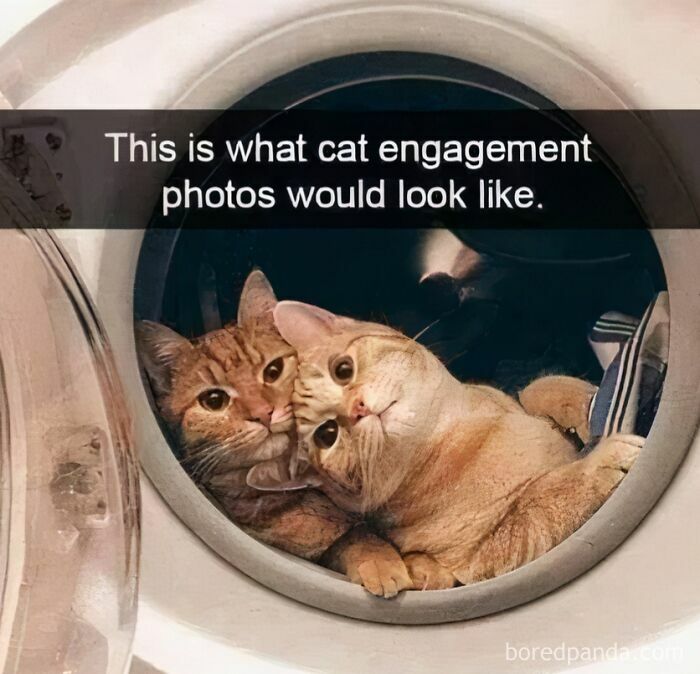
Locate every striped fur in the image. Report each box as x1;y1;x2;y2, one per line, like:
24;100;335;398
136;273;413;594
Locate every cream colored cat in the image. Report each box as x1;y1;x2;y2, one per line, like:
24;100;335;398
274;301;642;588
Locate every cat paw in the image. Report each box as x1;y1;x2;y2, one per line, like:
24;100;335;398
519;376;596;442
590;433;644;473
354;557;413;599
404;553;457;591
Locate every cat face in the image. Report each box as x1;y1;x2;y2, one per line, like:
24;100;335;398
274;301;445;512
137;271;297;481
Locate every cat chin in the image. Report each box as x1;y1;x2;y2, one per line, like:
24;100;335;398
270;418;294;434
316;470;364;512
253;432;291;461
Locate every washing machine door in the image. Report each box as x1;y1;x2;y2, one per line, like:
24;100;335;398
0;164;139;674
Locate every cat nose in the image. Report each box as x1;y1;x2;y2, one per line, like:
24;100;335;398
349;396;371;425
249;402;274;427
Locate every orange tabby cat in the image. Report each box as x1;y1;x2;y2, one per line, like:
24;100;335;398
274;300;643;589
137;271;412;597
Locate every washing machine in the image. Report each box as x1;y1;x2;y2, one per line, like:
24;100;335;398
1;2;700;674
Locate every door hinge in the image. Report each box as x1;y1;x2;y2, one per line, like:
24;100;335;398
1;122;71;225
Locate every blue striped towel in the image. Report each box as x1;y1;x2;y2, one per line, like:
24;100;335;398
583;292;669;454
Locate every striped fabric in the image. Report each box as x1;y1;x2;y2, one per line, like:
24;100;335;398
590;313;639;342
583;292;669;454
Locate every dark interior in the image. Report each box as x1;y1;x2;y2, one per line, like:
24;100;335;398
135;53;666;395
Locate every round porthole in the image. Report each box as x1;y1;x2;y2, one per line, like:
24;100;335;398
120;48;699;625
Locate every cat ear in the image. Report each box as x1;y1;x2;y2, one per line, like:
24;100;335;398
135;320;192;396
238;269;277;329
275;301;399;350
273;301;339;351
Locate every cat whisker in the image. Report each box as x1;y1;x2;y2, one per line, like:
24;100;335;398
201;451;233;482
445;348;471;366
185;436;243;479
413;317;443;341
186;426;274;483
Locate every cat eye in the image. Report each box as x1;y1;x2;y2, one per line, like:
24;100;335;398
263;357;284;383
313;420;339;450
330;355;354;384
198;389;230;412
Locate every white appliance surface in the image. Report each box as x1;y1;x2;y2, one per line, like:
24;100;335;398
3;2;700;673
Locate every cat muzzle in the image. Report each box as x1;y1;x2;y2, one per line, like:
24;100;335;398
270;405;294;431
348;399;397;428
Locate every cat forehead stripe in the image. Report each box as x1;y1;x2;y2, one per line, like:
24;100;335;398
198;330;263;371
237;330;264;365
